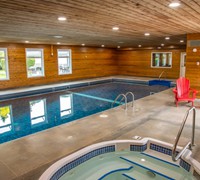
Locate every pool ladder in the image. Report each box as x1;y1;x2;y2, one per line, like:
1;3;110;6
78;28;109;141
172;107;196;161
111;92;134;110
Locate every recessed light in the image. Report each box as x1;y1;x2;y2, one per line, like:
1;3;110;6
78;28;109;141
58;16;67;21
57;42;60;45
144;33;150;36
141;158;146;162
101;45;105;47
169;2;180;7
112;27;119;31
180;40;184;43
161;44;165;46
53;35;63;38
25;41;29;43
81;44;85;46
158;47;161;49
165;37;170;40
193;48;197;52
138;45;142;47
99;114;108;118
117;46;120;48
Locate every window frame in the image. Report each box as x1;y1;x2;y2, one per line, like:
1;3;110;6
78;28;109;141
0;48;9;80
57;49;72;75
151;52;172;68
25;48;45;78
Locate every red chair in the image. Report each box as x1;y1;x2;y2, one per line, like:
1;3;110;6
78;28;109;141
173;77;198;107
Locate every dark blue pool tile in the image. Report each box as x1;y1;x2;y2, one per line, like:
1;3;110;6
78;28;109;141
69;82;89;88
180;159;191;172
112;78;148;85
90;79;112;85
130;144;147;152
150;143;172;156
50;145;115;180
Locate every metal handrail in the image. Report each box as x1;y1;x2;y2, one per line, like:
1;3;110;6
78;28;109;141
123;92;134;107
172;107;196;161
111;94;127;110
159;71;167;80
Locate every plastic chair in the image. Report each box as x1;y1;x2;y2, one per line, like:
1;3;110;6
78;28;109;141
173;77;198;107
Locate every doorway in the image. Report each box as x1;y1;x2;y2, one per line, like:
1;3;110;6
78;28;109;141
180;52;186;77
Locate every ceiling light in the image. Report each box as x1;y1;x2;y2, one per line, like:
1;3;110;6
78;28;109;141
138;45;142;47
161;44;165;46
57;42;60;45
81;44;85;46
53;35;63;38
112;27;119;31
117;46;120;48
141;159;146;162
157;47;161;49
101;45;105;47
144;33;150;36
169;2;180;7
118;42;124;44
180;40;184;43
58;16;67;21
165;37;170;40
193;48;197;52
25;41;29;43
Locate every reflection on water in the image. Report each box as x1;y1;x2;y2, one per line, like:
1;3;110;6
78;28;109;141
30;99;47;127
0;91;110;143
0;105;12;134
60;94;73;119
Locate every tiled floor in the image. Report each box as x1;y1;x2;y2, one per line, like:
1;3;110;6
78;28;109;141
0;77;199;180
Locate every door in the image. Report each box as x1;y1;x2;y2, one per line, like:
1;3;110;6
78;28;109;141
180;52;186;77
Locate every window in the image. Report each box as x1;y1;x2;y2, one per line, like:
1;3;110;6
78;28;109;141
0;48;9;80
151;52;172;68
26;49;44;77
58;49;72;75
60;94;73;119
0;105;13;134
30;99;47;127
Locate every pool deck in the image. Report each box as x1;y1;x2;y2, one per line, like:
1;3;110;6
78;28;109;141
0;76;200;180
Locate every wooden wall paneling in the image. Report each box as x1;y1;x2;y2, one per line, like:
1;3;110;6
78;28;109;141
0;43;118;90
186;34;200;97
117;49;182;79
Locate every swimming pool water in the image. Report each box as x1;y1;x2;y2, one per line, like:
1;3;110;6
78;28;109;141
59;150;195;180
0;82;169;143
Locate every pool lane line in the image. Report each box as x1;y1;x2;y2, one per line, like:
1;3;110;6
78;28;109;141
67;91;123;104
122;173;136;180
98;166;133;180
140;152;180;168
120;157;175;180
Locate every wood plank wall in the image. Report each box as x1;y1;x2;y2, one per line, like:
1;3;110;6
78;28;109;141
186;34;200;93
0;43;118;90
116;49;183;79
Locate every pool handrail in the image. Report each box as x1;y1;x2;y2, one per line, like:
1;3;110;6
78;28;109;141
125;92;134;107
112;93;127;110
172;107;196;161
159;71;167;80
119;92;134;107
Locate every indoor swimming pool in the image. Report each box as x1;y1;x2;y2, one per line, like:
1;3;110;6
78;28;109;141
0;80;169;143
